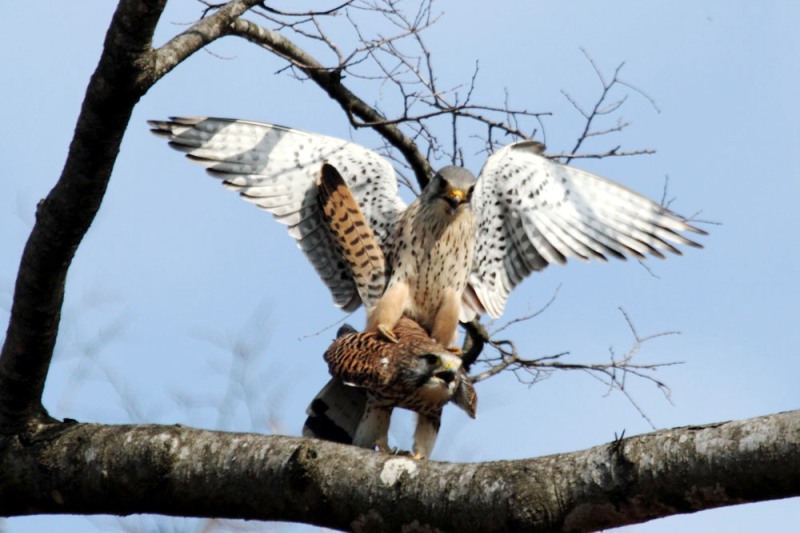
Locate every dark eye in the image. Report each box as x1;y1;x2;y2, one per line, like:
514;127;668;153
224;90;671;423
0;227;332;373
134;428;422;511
422;353;439;366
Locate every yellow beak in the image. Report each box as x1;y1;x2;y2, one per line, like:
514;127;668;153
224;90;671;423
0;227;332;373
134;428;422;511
448;189;466;203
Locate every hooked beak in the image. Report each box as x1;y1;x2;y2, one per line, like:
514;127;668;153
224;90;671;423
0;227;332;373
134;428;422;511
434;369;457;385
433;358;459;385
444;188;468;212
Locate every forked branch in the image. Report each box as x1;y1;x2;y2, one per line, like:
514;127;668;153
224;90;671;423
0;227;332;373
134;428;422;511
467;305;681;427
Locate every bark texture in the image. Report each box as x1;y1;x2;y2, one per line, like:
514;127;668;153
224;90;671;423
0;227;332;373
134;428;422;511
1;410;798;532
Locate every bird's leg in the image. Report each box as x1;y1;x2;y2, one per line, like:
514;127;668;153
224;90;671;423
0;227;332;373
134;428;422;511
353;399;392;452
431;288;460;350
412;412;441;460
367;282;409;343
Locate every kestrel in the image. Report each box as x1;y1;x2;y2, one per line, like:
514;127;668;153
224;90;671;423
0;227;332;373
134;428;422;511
316;161;475;346
303;317;477;458
149;117;706;345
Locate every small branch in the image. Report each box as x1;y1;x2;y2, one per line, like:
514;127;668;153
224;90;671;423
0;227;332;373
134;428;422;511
470;308;681;427
490;286;562;336
258;1;354;17
152;0;264;79
548;148;656;161
560;48;658;165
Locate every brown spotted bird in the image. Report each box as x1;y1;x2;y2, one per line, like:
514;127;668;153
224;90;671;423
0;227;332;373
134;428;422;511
304;318;477;459
149;117;706;345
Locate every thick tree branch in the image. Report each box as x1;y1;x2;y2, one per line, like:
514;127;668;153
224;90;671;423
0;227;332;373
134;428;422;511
0;0;168;432
1;410;797;531
0;0;261;434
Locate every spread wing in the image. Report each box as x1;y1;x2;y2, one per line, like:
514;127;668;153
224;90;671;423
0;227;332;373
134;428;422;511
148;117;406;311
464;141;707;319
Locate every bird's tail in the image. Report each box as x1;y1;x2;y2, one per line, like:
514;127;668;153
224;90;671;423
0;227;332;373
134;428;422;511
317;163;386;310
302;378;366;444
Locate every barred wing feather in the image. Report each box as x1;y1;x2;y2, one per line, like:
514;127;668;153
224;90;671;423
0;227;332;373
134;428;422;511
149;117;406;311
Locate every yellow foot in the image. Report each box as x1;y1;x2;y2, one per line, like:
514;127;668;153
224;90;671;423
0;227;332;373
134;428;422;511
377;324;399;343
389;448;421;459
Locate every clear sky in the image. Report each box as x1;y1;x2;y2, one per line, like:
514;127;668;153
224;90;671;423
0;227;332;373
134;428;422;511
2;1;799;531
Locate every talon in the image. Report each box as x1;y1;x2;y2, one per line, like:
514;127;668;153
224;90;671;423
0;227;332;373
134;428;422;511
390;448;420;458
377;324;399;343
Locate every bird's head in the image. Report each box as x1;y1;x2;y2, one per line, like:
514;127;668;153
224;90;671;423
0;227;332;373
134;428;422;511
406;350;477;417
425;166;477;216
400;351;465;405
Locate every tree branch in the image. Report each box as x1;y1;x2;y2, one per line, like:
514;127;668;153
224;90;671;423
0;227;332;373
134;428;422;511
0;0;261;433
229;17;435;188
0;0;168;433
152;0;264;79
1;410;798;531
559;48;658;165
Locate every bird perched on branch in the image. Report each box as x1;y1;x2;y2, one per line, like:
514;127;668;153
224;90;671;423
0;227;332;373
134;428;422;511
303;317;477;459
312;164;474;457
149;117;706;347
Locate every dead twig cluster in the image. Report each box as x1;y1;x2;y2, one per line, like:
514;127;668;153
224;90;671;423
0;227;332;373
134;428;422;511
467;304;682;428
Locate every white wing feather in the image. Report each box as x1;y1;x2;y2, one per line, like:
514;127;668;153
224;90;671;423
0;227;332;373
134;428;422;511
149;117;406;311
465;141;705;319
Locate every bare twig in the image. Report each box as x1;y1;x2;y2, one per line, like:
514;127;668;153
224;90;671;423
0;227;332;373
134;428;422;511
469;307;682;427
559;48;659;165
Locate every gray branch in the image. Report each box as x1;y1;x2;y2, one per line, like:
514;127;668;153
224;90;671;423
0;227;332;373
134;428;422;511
1;410;798;531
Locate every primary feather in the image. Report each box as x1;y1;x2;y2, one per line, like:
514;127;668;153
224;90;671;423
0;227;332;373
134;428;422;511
149;117;404;311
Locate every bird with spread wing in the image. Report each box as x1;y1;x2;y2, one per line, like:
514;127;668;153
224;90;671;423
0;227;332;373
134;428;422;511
149;117;705;348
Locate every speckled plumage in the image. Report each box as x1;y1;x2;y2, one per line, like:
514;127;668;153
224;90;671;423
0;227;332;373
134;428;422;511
307;318;477;458
368;166;478;345
150;118;706;330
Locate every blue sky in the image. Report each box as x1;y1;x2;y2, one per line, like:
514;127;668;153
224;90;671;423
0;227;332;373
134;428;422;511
2;1;799;531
